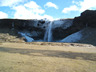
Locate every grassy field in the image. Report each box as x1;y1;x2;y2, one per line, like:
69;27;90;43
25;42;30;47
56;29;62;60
0;42;96;72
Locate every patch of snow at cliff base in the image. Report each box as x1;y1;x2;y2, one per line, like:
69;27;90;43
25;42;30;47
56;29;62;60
18;32;34;42
59;30;82;42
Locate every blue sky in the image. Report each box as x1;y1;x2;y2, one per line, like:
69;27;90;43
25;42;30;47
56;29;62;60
0;0;96;20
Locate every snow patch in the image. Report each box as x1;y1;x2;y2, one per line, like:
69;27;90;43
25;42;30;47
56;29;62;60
18;32;34;42
59;30;82;42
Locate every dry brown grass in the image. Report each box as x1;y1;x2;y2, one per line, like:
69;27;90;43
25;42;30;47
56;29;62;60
0;42;96;72
0;28;25;43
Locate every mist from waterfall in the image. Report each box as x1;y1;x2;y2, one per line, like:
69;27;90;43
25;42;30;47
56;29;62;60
44;21;53;42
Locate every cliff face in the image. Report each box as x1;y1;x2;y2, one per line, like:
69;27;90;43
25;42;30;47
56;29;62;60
0;19;74;41
73;10;96;28
0;10;96;42
0;19;45;40
52;19;73;40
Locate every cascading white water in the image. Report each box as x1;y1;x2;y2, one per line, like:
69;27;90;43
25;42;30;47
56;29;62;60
48;21;53;42
44;21;53;42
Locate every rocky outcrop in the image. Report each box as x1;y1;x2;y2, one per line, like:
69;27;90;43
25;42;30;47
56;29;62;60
53;10;96;41
0;10;96;42
0;18;87;42
0;19;45;40
52;19;84;40
73;10;96;28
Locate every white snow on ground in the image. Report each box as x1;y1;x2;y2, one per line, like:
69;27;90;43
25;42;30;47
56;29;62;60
18;32;34;42
59;30;82;42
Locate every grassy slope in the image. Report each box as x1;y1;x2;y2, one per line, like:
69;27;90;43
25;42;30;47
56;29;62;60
0;42;96;72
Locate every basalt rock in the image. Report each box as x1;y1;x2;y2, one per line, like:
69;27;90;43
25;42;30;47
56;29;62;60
0;10;96;42
52;19;83;40
73;10;96;28
0;19;45;40
54;10;96;41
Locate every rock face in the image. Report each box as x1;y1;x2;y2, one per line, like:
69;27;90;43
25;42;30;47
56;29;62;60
73;10;96;28
0;19;45;40
53;10;96;41
52;19;73;40
0;19;74;41
0;10;96;42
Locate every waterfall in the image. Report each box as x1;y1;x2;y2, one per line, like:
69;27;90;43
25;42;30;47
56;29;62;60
44;21;53;42
48;21;53;42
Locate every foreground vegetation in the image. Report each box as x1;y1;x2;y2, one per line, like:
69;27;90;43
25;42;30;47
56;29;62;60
0;42;96;72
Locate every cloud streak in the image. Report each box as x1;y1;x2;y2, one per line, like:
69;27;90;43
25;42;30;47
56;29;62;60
44;2;58;9
62;5;78;13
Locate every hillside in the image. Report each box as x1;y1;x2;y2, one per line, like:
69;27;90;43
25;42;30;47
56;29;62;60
59;27;96;46
79;27;96;46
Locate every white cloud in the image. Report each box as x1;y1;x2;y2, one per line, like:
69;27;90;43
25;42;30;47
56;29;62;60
24;1;40;9
62;0;96;14
62;5;78;13
24;1;45;14
80;0;96;11
13;1;53;20
0;0;26;7
72;0;96;12
44;2;58;9
0;11;8;19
